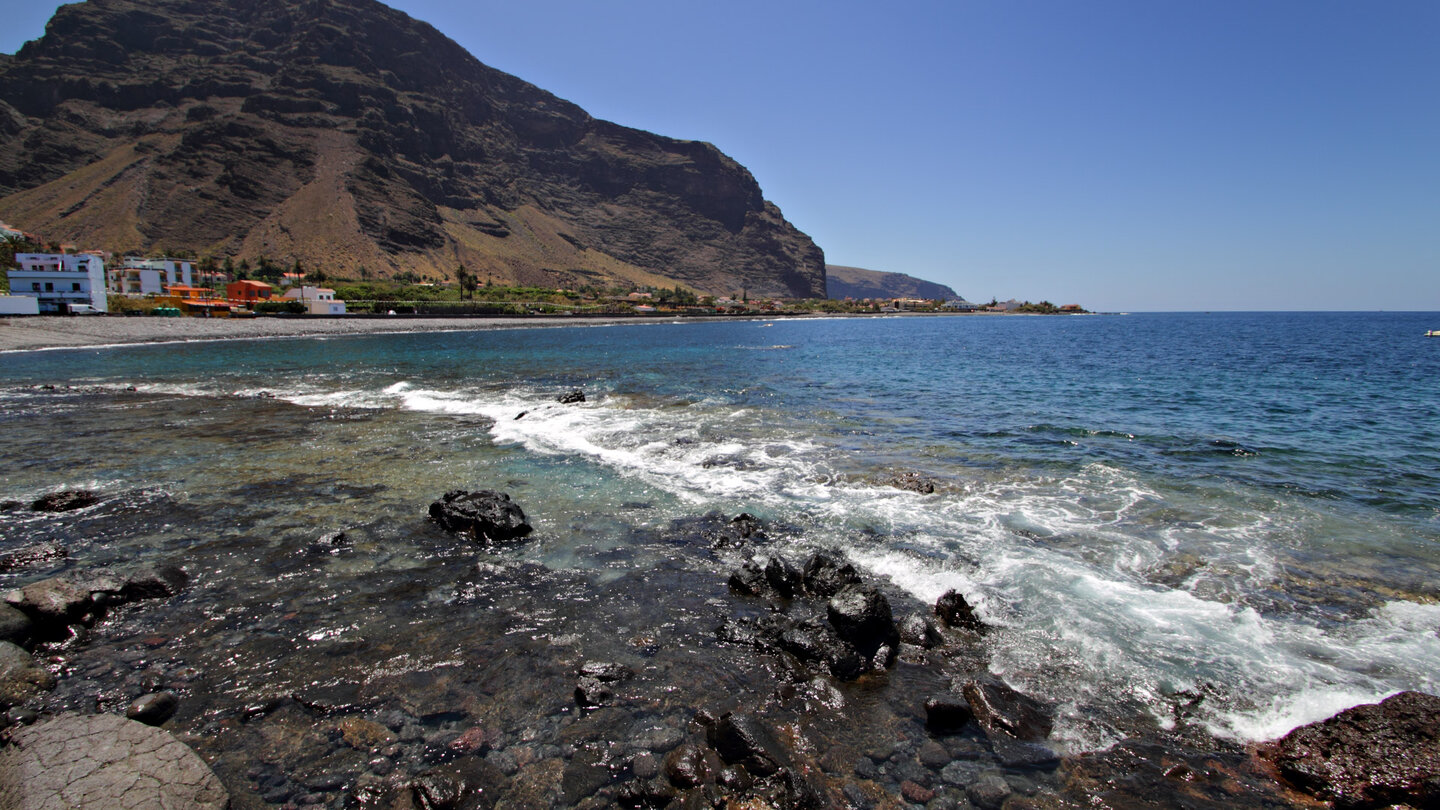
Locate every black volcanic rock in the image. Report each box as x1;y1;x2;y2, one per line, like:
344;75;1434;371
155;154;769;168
1260;691;1440;809
428;490;532;544
0;0;825;297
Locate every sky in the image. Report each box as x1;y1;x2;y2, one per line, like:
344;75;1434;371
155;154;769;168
1;1;1437;311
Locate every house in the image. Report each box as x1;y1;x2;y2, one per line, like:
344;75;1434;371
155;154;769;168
108;257;193;295
7;253;107;313
226;280;276;305
943;299;979;312
282;285;347;315
985;299;1023;312
159;285;230;317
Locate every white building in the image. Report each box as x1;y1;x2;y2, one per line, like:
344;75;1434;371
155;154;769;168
108;257;194;295
282;285;347;315
7;253;107;313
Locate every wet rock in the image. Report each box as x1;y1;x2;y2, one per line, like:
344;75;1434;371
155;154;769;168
0;542;67;574
3;565;189;640
562;746;615;804
125;691;179;726
901;780;936;804
337;717;399;751
575;662;634;709
4;707;38;727
0;605;32;648
632;751;660;779
764;557;803;599
709;513;767;549
0;713;228;809
707;712;785;777
925;695;974;734
801;553;861;598
663;743;714;788
429;489;533;544
557;389;587;404
826;584;898;661
882;471;937;494
898;613;945;649
934;590;985;631
0;641;55;706
777;618;864;681
961;677;1052;741
617;778;674;809
1259;690;1440;809
987;733;1059;769
0;501;22;512
411;755;506;807
966;773;1012;809
728;562;770;597
29;489;100;512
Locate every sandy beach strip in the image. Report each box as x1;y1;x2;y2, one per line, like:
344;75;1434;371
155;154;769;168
0;315;639;353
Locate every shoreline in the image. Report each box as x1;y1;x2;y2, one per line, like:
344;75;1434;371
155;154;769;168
0;314;663;353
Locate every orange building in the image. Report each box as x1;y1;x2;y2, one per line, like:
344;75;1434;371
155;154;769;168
159;285;231;317
227;280;276;304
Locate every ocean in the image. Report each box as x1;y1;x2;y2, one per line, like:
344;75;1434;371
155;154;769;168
2;311;1438;806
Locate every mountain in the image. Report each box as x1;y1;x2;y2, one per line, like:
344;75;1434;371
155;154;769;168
0;0;825;297
825;265;959;300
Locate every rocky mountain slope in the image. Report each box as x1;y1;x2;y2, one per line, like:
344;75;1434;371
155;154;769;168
825;265;959;300
0;0;825;297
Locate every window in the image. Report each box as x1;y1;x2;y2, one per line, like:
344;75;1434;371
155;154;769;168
44;283;53;292
72;283;81;291
31;283;40;291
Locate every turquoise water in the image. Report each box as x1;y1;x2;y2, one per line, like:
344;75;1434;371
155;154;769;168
1;312;1438;781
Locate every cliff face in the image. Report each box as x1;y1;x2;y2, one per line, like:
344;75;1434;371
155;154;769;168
0;0;825;297
825;265;959;301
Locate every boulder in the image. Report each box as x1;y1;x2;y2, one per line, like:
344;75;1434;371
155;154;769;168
708;513;766;549
962;677;1052;741
777;619;864;681
557;389;586;404
428;490;533;544
663;743;716;788
706;713;786;777
727;562;770;597
764;557;802;599
29;489;100;512
881;471;936;494
897;613;944;648
826;585;898;660
801;554;860;598
934;589;985;631
1259;690;1440;809
0;641;55;707
0;713;228;809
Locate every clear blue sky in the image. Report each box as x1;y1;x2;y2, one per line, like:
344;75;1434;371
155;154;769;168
3;1;1437;311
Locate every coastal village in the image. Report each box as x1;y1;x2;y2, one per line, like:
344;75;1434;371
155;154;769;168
0;223;1084;319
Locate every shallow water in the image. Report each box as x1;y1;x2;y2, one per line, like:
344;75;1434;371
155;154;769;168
2;312;1438;806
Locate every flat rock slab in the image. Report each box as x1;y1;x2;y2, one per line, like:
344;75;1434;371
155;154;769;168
0;713;229;810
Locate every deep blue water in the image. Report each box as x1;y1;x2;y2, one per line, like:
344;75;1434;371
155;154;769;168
2;311;1438;753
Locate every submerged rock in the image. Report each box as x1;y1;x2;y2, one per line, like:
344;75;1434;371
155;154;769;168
429;489;533;544
1259;690;1440;809
126;691;180;726
29;489;101;512
0;542;67;574
0;606;33;648
3;565;189;640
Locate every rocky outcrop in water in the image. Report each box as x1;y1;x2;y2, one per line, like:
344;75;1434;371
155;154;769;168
27;489;100;513
428;489;533;545
720;552;901;681
1259;690;1440;808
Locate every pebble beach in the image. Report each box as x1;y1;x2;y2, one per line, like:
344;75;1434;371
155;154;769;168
0;315;629;353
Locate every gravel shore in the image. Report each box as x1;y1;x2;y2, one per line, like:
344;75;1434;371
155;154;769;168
0;315;633;353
